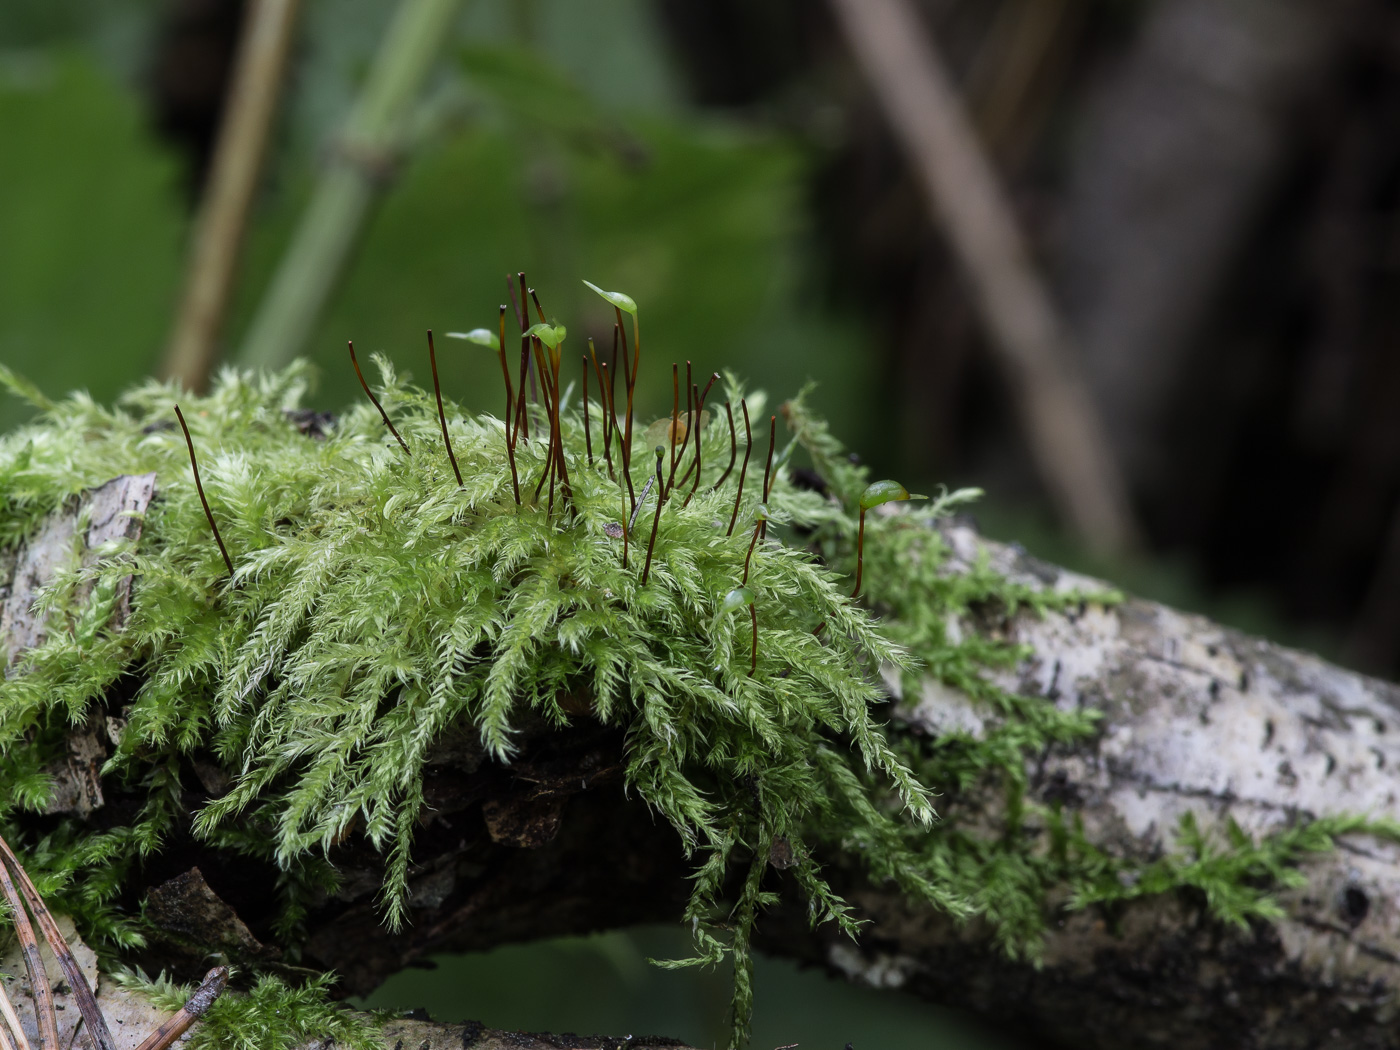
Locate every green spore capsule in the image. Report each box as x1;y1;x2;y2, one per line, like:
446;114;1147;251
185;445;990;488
722;586;756;612
849;480;926;604
523;322;566;350
859;480;927;510
718;586;760;677
581;280;638;316
445;329;496;346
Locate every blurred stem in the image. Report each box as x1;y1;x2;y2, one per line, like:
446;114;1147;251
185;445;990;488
236;0;465;373
829;0;1141;556
160;0;302;392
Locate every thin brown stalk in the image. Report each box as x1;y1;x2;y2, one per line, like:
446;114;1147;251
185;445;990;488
514;335;531;445
698;370;720;409
426;330;462;486
528;286;548;323
628;305;642;390
619;468;631;570
682;383;703;507
675;360;692;492
589;339;615;477
347;341;410;457
131;967;229;1050
678;372;720;496
851;507;869;601
516;274;539;407
527;336;569;515
665;363;680;496
0;979;30;1050
748;605;758;677
759;413;777;541
629;474;656;535
726;399;753;537
531;339;556;503
586;338;608;445
743;518;762;585
498;307;521;504
496;305;516;443
507;276;531;442
582;357;594;466
506;272;526;330
608;324;620;439
712;400;737;491
548;343;571;506
617;314;635;504
0;837;117;1050
0;852;57;1050
761;414;777;501
641;449;666;586
174;404;234;576
597;359;616;478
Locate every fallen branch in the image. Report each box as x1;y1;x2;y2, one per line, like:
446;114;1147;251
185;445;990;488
6;479;1400;1047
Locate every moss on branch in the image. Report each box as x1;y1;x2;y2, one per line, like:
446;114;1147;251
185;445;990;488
0;322;1379;1047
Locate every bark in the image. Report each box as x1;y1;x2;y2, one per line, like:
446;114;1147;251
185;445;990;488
7;482;1400;1049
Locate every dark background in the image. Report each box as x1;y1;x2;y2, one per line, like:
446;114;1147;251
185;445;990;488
3;0;1398;1045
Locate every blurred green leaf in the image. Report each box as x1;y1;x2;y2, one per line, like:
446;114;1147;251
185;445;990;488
0;53;184;431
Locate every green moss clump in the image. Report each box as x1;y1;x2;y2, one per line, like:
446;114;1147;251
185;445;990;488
111;969;377;1050
0;334;1384;1047
0;359;942;1044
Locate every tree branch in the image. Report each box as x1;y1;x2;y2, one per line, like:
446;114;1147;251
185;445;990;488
7;485;1400;1048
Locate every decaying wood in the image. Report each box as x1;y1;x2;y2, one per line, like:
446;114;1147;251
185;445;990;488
8;484;1400;1049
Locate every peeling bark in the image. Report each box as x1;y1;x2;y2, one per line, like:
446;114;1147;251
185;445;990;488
8;486;1400;1048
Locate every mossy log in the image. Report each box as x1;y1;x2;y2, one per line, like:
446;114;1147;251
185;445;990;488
6;476;1400;1050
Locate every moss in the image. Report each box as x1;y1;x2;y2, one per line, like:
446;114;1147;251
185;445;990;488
0;320;1388;1047
111;969;378;1050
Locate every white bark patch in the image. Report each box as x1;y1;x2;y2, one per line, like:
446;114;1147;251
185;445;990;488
0;474;155;670
895;523;1400;1003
